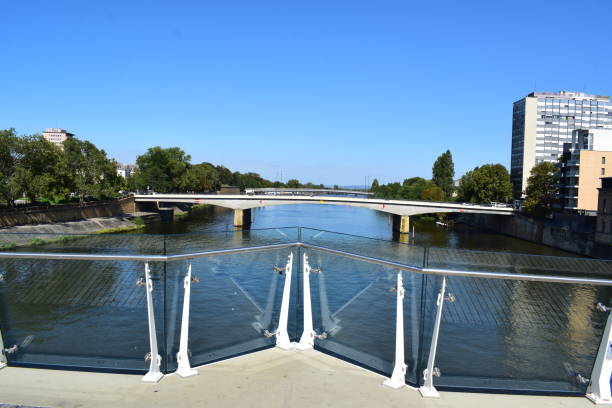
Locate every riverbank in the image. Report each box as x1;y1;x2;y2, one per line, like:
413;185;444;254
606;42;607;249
457;213;611;259
0;214;160;248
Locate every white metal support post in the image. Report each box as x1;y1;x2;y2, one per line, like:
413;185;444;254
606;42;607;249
587;305;612;404
419;276;447;398
142;262;163;383
296;253;315;350
176;262;197;377
274;252;294;350
0;329;6;369
384;271;407;388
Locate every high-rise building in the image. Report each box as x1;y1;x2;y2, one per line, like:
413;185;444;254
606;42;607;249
558;129;612;213
42;128;74;147
511;91;612;198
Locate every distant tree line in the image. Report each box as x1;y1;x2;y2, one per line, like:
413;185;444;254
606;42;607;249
371;150;455;202
371;150;516;206
127;146;324;193
0;129;122;206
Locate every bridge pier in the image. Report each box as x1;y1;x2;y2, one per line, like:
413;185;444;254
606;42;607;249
392;215;410;235
233;209;252;229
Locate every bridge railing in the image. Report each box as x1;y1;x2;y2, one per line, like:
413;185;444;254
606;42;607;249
0;228;612;401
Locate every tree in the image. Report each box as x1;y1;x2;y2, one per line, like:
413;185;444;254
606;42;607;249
132;147;191;193
370;178;379;193
432;150;455;198
63;138;122;201
420;180;445;201
0;129;22;205
400;177;428;200
14;135;65;204
523;162;558;218
458;164;512;204
215;165;234;186
286;179;301;188
181;163;221;192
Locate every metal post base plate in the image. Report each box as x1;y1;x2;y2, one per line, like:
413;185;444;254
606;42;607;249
142;371;164;383
276;339;295;350
419;386;440;398
176;367;198;378
383;378;405;389
587;393;612;405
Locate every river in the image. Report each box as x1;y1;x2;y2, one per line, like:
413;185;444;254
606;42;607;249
0;203;610;394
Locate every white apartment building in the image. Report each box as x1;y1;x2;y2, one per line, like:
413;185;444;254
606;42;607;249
511;91;612;198
42;128;74;147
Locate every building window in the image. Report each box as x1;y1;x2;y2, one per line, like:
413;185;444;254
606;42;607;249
603;168;606;176
603;157;607;165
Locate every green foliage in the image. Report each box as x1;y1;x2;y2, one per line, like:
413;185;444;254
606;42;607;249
432;150;455;198
457;164;512;203
180;163;221;192
370;178;379;192
95;225;144;234
523;162;559;218
0;242;16;250
420;181;445;201
133;216;145;226
286;179;301;188
63;138;122;201
131;147;191;193
0;129;122;205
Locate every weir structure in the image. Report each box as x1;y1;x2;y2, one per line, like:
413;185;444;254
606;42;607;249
134;194;515;234
0;227;611;404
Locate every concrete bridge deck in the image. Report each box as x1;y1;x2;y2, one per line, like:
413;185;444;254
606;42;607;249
134;194;515;232
0;348;592;408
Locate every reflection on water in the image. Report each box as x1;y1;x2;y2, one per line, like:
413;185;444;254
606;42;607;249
0;204;610;394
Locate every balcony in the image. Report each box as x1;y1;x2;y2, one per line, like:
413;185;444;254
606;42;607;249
1;228;612;404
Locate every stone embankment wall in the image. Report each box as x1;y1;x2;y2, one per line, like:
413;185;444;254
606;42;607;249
0;196;137;228
457;213;611;259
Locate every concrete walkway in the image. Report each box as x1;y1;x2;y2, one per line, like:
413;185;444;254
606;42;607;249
0;348;596;408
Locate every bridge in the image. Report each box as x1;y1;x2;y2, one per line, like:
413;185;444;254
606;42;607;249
134;194;515;233
245;187;373;196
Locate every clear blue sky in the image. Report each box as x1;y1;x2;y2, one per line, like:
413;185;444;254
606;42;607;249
1;1;611;186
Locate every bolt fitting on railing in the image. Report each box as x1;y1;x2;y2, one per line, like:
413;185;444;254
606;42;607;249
273;266;285;275
314;332;328;340
3;345;18;354
445;293;456;303
136;278;145;287
576;373;590;384
0;273;4;282
310;267;321;273
423;366;441;380
596;302;611;312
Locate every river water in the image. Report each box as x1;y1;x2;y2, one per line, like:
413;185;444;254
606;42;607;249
1;204;611;394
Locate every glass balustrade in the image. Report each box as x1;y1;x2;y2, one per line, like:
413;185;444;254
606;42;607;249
0;227;610;396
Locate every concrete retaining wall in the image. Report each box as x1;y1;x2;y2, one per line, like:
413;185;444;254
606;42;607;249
458;213;612;259
0;196;136;227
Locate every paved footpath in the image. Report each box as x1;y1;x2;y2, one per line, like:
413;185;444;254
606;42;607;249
0;348;597;408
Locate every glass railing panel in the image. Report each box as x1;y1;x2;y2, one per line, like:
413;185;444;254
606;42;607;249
0;258;164;372
427;247;612;278
165;248;296;369
300;227;425;267
0;232;165;255
305;248;417;379
164;228;298;255
431;275;611;393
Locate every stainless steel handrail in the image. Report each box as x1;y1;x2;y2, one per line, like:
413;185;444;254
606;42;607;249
301;243;612;286
0;241;611;286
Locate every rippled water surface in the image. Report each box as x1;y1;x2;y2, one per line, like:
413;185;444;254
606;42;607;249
1;204;611;393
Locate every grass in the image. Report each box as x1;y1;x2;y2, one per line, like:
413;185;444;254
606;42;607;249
0;242;16;250
95;224;145;234
28;235;81;247
133;216;145;226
